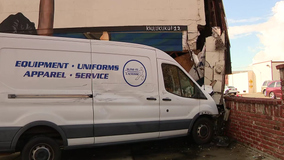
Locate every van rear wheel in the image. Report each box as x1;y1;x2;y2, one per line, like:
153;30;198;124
21;136;61;160
192;117;213;144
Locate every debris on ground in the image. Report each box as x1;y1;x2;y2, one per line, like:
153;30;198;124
213;136;230;147
252;154;265;160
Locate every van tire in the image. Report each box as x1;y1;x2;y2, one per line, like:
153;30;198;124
21;136;61;160
192;117;213;144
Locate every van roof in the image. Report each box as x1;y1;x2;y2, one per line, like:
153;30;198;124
0;32;174;62
0;32;157;51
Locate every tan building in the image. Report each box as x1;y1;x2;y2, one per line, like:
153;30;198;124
227;60;284;93
227;71;255;94
253;60;284;93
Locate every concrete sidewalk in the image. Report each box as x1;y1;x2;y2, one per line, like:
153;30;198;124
239;92;269;98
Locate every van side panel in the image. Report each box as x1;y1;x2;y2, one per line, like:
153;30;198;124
91;44;160;143
0;36;94;148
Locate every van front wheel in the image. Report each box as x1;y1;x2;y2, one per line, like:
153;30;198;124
21;136;61;160
192;117;213;144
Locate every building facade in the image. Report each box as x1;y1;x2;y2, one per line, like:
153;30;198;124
227;60;284;93
227;71;255;94
253;60;284;93
0;0;231;104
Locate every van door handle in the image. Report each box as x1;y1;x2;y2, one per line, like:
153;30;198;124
162;98;171;101
147;97;157;101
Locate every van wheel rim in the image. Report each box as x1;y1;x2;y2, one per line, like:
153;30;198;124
197;124;209;139
31;144;52;160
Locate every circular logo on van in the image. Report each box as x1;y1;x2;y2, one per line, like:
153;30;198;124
123;60;147;87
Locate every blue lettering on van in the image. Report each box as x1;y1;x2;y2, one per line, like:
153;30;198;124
77;64;119;71
15;61;69;69
75;72;109;79
77;64;92;70
23;71;66;78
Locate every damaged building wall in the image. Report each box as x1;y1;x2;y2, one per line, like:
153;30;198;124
204;30;226;104
0;0;207;51
0;0;205;31
0;0;231;105
178;0;230;105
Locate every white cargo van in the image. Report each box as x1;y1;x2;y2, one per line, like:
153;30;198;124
0;33;218;160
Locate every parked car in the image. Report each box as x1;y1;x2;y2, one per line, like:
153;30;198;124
224;86;238;95
265;80;282;99
261;80;272;94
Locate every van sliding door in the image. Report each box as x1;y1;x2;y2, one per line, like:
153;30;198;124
91;43;160;144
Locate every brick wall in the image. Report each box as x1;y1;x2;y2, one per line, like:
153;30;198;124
225;97;283;159
225;64;284;159
276;64;284;100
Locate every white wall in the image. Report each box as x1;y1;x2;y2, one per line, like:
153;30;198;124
0;0;205;32
228;72;249;93
252;61;272;93
0;0;206;51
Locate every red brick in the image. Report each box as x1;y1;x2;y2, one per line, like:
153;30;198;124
266;115;273;120
259;143;276;153
250;105;256;113
263;119;277;125
272;129;284;136
256;114;267;119
255;145;264;151
225;99;284;159
274;117;284;124
281;106;284;118
273;106;280;117
265;106;272;116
